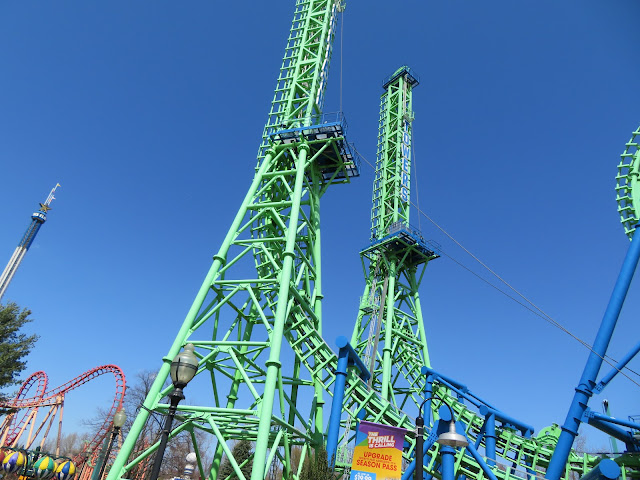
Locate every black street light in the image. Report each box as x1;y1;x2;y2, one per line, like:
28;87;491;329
414;394;467;480
96;409;127;480
149;344;199;480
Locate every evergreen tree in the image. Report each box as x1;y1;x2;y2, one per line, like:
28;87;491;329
300;447;333;480
218;440;254;480
0;303;38;400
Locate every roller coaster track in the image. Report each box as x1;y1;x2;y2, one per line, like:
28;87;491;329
616;127;640;240
284;302;609;480
0;365;126;466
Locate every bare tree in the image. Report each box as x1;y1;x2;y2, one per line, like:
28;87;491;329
83;371;213;480
41;431;91;458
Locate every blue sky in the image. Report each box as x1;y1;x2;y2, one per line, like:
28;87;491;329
1;0;639;452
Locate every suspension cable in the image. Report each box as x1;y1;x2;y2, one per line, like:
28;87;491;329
339;4;344;114
412;134;422;232
352;145;640;389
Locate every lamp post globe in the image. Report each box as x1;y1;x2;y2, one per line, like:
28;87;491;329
95;409;127;480
436;420;468;448
149;344;199;480
113;409;127;429
170;344;198;389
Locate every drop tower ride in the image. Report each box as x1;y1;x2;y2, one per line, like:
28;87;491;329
0;184;60;302
350;66;438;411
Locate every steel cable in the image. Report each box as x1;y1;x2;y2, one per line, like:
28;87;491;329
352;145;640;389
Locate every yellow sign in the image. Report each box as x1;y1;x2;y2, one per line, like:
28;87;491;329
349;420;407;480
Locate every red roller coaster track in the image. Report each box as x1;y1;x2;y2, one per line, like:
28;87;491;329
0;365;126;466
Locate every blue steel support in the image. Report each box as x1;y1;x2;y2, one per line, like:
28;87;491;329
478;406;534;437
595;340;640;392
484;412;496;466
421;366;498;410
421;367;470;395
546;226;640;480
440;446;455;480
579;459;621;480
463;440;499;480
587;410;640;432
585;411;640;452
327;336;371;468
473;423;487;450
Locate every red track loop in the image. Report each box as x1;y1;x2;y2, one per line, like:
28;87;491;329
1;371;49;445
0;365;126;466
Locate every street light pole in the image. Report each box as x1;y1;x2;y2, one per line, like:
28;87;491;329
148;391;183;480
93;409;126;480
148;344;199;480
414;415;424;480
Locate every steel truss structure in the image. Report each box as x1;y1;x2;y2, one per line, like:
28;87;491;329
108;2;361;480
104;1;640;480
350;66;438;413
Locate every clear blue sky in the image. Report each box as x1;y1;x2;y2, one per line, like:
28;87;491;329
1;0;639;452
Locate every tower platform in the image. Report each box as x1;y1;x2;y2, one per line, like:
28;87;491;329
361;221;439;266
382;65;420;89
269;112;361;182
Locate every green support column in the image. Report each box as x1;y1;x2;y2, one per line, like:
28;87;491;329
252;146;309;480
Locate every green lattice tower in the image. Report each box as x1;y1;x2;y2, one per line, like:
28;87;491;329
106;2;358;480
350;67;438;411
332;66;602;480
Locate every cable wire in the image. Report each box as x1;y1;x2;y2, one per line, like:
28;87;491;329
339;5;344;114
412;129;422;232
351;144;640;389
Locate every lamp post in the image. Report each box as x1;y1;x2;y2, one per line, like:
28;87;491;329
414;394;468;480
149;344;199;480
95;409;127;480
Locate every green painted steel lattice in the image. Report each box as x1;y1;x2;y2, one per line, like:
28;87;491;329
350;66;436;413
616;126;640;239
104;3;626;480
337;66;605;480
107;2;356;480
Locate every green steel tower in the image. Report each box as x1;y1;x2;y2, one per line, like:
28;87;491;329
106;2;360;480
99;6;626;480
350;66;438;410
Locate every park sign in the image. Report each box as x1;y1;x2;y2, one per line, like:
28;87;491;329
349;420;407;480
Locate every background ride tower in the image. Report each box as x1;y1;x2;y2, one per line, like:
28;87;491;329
0;183;60;302
350;67;438;410
107;2;360;480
